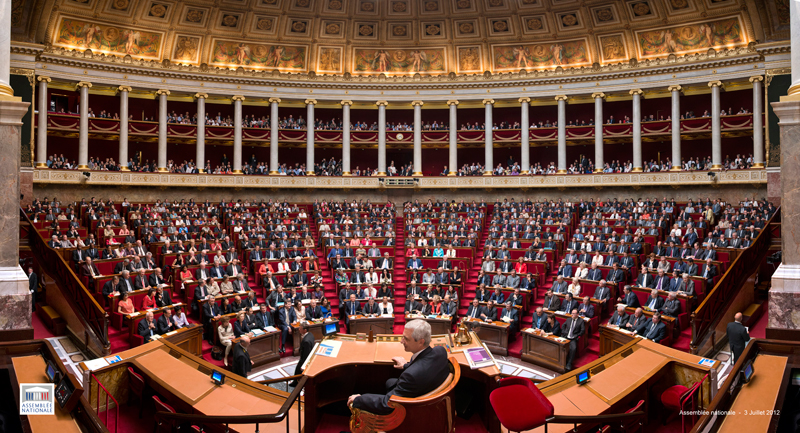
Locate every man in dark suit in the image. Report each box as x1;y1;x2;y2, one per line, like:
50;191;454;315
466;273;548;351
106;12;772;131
102;275;121;297
232;336;253;378
726;312;750;363
362;297;381;315
498;301;520;334
637;312;667;343
562;308;585;370
660;292;681;317
618;285;641;308
643;289;664;310
465;298;483;319
276;302;297;353
349;320;450;415
542;289;561;311
344;294;361;332
606;263;624;284
156;308;176;334
559;293;578;314
138;311;158;343
292;322;316;382
625;308;647;331
256;304;274;328
636;268;654;288
531;307;547;330
608;305;629;327
578;296;595;319
81;257;101;280
202;297;222;342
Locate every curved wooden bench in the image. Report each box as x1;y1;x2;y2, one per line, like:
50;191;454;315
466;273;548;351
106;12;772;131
349;356;460;433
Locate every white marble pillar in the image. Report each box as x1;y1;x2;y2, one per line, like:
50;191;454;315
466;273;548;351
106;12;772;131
483;99;494;175
789;0;800;97
117;86;131;171
0;0;14;101
412;101;423;176
269;97;280;174
519;97;531;174
668;85;682;171
232;95;244;173
709;81;723;169
155;89;169;172
195;93;207;173
77;81;92;169
447;100;458;176
35;76;50;167
630;89;643;172
555;95;567;173
750;76;765;168
592;92;604;173
377;101;388;176
341;100;352;175
305;99;316;175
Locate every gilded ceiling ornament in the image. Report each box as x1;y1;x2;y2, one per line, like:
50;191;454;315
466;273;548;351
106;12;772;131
326;23;341;34
254;45;268;57
222;15;239;27
175;36;198;60
393;1;407;12
596;8;613;22
103;27;120;41
393;26;407;36
632;2;650;16
361;1;374;11
561;14;577;26
526;17;542;30
296;0;310;6
292;21;307;32
458;46;479;70
328;0;342;9
150;4;167;17
359;24;374;35
493;20;508;32
456;0;470;9
459;22;474;33
532;44;547;57
671;0;688;9
426;24;440;35
112;0;129;10
425;1;438;11
263;0;278;5
521;0;537;4
257;18;273;30
392;50;407;62
489;0;503;7
680;26;697;40
186;9;204;23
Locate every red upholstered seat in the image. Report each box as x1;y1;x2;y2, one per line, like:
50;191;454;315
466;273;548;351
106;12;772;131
490;377;554;432
661;385;689;410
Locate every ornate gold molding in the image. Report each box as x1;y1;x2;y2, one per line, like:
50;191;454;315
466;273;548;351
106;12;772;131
155;89;170;96
76;81;92;89
518;97;531;104
482;99;495;105
305;99;317;105
231;95;246;102
116;85;132;94
37;76;51;83
667;85;682;93
707;81;723;88
555;95;568;102
629;89;643;96
591;92;605;99
376;101;389;106
269;97;282;104
340;100;353;106
749;76;763;83
194;93;208;100
411;101;424;106
447;100;459;106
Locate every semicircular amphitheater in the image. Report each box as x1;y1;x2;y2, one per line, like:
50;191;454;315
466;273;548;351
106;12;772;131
1;0;798;431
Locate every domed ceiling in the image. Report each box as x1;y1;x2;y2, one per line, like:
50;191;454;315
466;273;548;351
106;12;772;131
10;0;790;77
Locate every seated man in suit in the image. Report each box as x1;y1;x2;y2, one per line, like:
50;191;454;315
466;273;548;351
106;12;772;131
498;300;520;334
542;289;561;312
465;298;483;320
137;311;159;343
625;307;647;331
154;285;172;308
348;320;450;415
81;257;102;281
255;303;274;328
551;275;568;294
344;293;361;332
700;258;717;288
660;291;681;318
592;280;611;307
617;285;641;308
606;263;625;284
559;293;578;314
202;296;222;342
678;273;696;297
643;288;664;311
156;307;177;334
636;267;654;288
636;312;667;343
531;306;547;330
489;287;505;304
562;308;585;370
608;304;629;327
480;300;498;322
133;269;151;292
578;296;595;319
102;275;121;297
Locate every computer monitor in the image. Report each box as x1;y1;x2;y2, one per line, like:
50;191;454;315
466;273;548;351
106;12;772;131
210;369;226;385
45;361;60;384
576;370;591;385
323;322;339;336
741;360;755;384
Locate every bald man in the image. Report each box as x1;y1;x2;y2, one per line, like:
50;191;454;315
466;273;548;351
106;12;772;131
232;335;253;377
726;312;750;363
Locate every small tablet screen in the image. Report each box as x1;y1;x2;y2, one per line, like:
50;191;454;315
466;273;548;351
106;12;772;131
576;371;590;385
324;322;339;335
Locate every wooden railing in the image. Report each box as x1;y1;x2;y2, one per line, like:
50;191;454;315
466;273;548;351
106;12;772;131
20;208;110;354
690;207;781;356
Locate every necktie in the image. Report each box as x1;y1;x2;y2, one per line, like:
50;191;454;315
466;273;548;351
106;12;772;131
126;280;131;291
656;278;662;290
704;267;709;278
616;315;622;326
89;265;95;277
471;307;477;318
351;304;355;315
568;320;576;339
647;323;657;339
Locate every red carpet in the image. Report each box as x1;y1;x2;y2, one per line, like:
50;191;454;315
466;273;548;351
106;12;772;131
748;299;768;339
32;309;56;340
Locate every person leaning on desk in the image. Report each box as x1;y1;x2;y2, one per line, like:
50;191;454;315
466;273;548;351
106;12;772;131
348;320;450;415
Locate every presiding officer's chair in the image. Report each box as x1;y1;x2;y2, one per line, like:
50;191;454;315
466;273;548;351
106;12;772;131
349;356;460;433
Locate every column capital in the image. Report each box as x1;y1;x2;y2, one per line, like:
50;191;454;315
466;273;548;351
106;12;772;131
667;85;682;93
707;80;724;88
231;95;246;102
749;76;764;83
482;99;495;105
269;97;281;104
155;89;170;96
411;100;424;106
305;98;317;105
591;92;605;99
116;86;132;94
554;95;568;102
37;76;51;83
518;97;531;104
194;93;208;100
376;100;389;106
447;100;459;106
340;100;353;106
76;81;92;89
629;89;643;96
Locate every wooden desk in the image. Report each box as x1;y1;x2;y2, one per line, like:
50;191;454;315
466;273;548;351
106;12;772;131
291;319;334;354
234;329;281;368
12;355;83;433
598;324;637;357
461;317;510;356
520;328;570;373
404;314;453;334
160;324;204;356
349;315;395;335
717;354;788;433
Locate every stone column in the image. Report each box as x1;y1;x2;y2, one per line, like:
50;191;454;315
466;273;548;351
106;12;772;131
76;82;91;169
305;99;316;175
376;100;388;176
592;92;604;173
668;85;682;171
447;100;458;176
35;76;50;167
341;100;352;175
708;81;723;169
117;86;131;171
555;95;567;173
750;76;765;168
630;89;643;172
269;97;280;174
232;95;244;173
195;93;207;173
156;89;169;172
412;101;423;176
788;0;800;97
483;99;494;175
519;97;531;174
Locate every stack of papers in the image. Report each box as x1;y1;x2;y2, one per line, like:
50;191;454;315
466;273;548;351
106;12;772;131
316;340;343;358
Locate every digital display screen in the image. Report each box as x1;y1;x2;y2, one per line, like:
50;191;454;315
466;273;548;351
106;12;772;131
45;363;57;383
210;370;225;385
324;322;339;335
576;371;590;385
743;363;754;383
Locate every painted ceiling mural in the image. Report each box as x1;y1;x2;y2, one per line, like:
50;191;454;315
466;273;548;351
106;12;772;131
10;0;783;77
